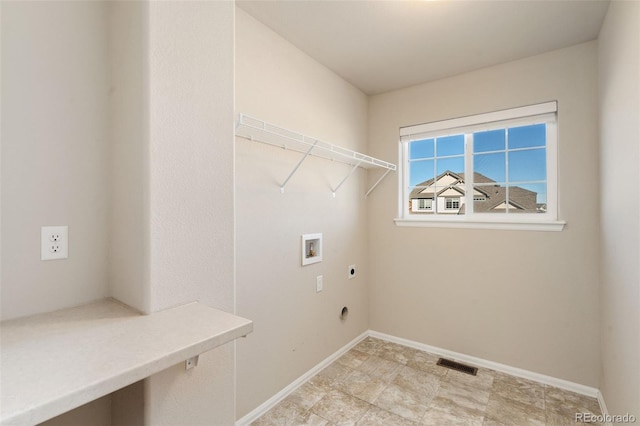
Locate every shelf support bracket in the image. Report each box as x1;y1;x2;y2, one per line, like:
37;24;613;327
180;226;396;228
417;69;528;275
365;168;393;198
332;161;362;197
185;355;199;370
280;141;318;193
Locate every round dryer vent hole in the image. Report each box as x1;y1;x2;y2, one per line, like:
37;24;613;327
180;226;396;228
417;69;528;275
340;306;349;321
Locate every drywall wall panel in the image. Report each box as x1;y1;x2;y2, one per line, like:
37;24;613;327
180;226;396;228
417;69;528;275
598;0;640;417
368;42;601;387
1;1;110;320
111;382;144;426
108;0;149;314
146;0;234;315
144;1;236;425
235;8;370;418
39;395;111;426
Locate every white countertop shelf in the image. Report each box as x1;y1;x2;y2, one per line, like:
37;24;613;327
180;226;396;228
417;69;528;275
0;299;253;425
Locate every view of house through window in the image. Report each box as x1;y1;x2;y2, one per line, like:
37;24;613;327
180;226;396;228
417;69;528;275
399;102;558;224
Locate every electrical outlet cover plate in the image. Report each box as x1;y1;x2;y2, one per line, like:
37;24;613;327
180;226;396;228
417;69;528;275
41;226;68;260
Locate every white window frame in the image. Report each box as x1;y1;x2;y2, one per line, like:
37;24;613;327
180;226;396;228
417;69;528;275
395;101;565;231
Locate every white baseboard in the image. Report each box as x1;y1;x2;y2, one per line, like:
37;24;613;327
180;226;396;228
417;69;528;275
369;330;600;398
596;391;613;426
235;330;368;426
237;329;609;425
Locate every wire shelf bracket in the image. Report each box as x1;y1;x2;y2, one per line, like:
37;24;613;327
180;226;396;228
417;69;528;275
235;114;396;197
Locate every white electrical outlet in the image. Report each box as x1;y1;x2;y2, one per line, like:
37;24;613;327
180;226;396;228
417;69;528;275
348;264;356;279
316;275;323;293
41;226;68;260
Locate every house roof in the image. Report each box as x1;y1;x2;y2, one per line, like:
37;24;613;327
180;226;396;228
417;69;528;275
410;170;538;213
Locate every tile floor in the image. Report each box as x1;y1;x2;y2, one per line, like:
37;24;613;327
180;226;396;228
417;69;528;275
252;337;602;426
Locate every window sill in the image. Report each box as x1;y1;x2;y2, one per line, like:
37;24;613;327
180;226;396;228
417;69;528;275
394;218;566;231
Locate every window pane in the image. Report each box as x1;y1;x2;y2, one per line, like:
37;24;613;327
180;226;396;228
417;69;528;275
509;124;546;149
516;182;547;205
473;183;545;214
409;159;434;187
410;139;434;159
436;156;464;176
508;148;546;182
474;129;505;153
436;135;464;156
473;184;506;214
505;184;541;213
473;152;506;183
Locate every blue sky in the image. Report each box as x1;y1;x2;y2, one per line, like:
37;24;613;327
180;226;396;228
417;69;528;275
409;123;547;203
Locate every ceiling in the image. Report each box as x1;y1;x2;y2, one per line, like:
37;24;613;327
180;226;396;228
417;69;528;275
237;0;610;95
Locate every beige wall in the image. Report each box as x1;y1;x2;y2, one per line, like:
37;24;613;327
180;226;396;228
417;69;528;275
598;1;640;417
235;8;370;419
146;0;235;315
144;1;236;424
1;2;112;423
3;1;237;424
108;0;149;313
40;396;111;426
109;1;237;424
1;1;110;321
368;42;601;387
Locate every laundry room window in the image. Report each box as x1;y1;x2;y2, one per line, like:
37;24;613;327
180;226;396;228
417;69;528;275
395;101;564;231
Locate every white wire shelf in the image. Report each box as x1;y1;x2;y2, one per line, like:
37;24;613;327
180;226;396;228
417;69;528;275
235;114;396;197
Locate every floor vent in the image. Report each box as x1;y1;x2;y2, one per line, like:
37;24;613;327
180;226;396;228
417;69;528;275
436;358;478;376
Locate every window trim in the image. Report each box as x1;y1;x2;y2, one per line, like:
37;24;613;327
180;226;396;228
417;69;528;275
396;102;565;231
393;217;565;231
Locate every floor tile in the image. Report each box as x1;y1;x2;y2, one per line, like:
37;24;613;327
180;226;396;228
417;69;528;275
356;355;402;382
311;362;353;391
407;351;447;377
292;411;333;426
444;367;494;391
251;398;308;426
310;389;370;426
376;341;419;365
545;386;602;418
421;404;484;426
252;337;604;426
434;378;491;413
373;383;434;422
284;382;327;411
353;337;383;355
392;366;440;397
422;385;487;425
491;372;546;410
545;410;604;426
338;369;388;403
336;349;370;369
356;406;419;426
484;393;546;426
